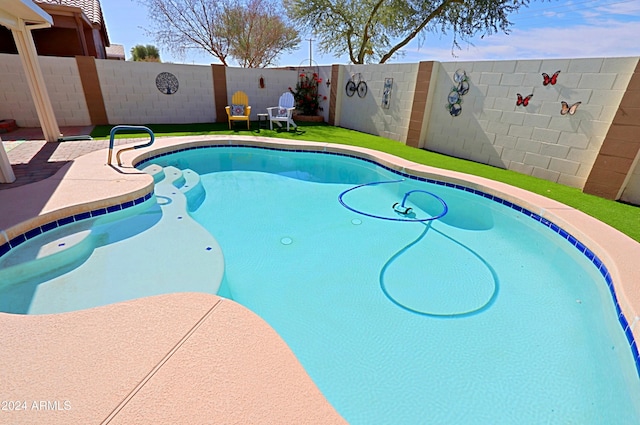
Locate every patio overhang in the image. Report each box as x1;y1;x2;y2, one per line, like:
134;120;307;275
0;0;51;29
0;0;61;183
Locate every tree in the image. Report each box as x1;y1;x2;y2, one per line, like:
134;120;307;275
140;0;300;67
130;44;161;62
284;0;538;64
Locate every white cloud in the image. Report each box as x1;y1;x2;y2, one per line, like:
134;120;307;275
542;11;563;19
580;11;601;20
593;0;640;16
401;19;640;62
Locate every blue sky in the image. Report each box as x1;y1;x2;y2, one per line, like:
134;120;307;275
102;0;640;66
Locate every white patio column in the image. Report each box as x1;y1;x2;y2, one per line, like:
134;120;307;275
0;0;60;144
0;136;16;183
0;0;57;182
11;19;60;143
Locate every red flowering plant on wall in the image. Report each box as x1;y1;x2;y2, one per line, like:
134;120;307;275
289;72;327;116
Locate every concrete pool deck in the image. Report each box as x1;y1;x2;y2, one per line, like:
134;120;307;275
1;134;639;423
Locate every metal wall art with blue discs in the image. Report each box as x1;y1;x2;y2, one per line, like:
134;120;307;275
156;72;179;95
446;69;469;117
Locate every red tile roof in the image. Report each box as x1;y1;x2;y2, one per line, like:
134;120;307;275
36;0;104;26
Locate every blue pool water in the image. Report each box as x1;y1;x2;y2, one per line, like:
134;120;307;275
1;145;639;423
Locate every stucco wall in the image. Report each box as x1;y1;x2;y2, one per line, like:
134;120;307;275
225;67;298;119
337;63;419;143
2;52;640;204
42;56;91;126
0;53;38;127
423;58;638;189
317;65;331;123
223;66;331;121
0;53;326;126
0;54;90;126
95;60;215;125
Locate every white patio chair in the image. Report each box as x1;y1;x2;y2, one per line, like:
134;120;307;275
266;92;297;131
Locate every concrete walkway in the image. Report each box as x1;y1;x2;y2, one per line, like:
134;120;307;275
1;126;142;190
1;293;347;424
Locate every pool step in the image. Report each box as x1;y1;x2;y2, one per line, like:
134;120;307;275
140;164;165;183
0;228;94;288
152;165;206;211
142;164;206;211
180;169;205;211
163;165;186;188
0;169;221;313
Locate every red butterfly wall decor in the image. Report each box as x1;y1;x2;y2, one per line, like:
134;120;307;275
560;101;581;115
516;93;533;107
542;70;560;86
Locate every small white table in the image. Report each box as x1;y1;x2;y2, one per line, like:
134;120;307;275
257;113;268;130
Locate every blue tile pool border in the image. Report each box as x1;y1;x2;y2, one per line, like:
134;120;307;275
1;143;637;377
137;143;640;376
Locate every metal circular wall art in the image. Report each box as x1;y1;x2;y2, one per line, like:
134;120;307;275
446;69;469;117
156;72;179;95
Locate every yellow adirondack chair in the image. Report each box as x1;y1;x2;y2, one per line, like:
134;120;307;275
225;91;252;130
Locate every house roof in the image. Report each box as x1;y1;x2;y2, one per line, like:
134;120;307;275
36;0;103;26
35;0;109;46
106;43;125;60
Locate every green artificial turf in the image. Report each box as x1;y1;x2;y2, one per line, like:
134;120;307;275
91;122;640;242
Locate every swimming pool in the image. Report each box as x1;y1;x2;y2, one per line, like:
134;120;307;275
1;143;639;423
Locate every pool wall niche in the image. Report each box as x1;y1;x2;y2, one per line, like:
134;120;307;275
1;137;638;376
